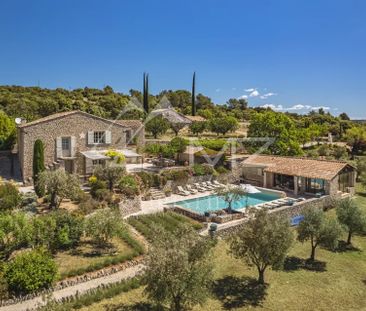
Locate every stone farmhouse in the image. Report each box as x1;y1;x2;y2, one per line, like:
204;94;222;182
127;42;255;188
16;110;145;184
241;155;356;196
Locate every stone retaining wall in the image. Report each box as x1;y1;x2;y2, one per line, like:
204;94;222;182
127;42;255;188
215;193;350;238
119;197;141;217
0;257;143;308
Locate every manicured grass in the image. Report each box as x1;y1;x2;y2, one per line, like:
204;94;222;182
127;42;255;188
55;231;144;279
74;191;366;311
127;211;204;241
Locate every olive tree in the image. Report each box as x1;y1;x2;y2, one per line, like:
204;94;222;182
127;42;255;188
336;198;366;245
37;169;81;208
215;185;247;213
144;225;214;311
93;165;125;191
230;209;293;284
85;209;123;247
297;207;342;261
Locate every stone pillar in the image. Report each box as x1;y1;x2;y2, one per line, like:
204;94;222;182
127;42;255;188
263;172;267;188
294;176;298;195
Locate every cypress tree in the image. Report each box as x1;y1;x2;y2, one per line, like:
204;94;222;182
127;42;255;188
143;72;149;113
192;72;196;116
33;139;45;197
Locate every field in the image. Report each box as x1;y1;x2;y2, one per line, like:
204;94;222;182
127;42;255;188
127;211;204;240
71;193;366;311
55;231;144;279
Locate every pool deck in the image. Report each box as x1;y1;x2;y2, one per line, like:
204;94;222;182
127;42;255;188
131;189;216;216
131;185;286;217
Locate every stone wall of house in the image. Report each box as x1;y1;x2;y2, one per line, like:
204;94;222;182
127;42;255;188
18;112;130;182
119;196;141;217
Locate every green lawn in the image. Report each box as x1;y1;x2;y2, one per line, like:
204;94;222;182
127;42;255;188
77;192;366;311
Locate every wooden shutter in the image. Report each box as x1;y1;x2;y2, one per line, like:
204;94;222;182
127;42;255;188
87;131;94;145
56;137;62;158
105;130;111;144
70;136;76;157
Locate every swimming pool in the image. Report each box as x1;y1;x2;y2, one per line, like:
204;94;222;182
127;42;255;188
169;191;281;215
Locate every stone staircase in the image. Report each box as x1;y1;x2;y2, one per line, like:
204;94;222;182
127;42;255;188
150;187;166;200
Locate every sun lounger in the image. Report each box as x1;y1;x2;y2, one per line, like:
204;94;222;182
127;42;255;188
185;185;198;194
202;182;215;190
193;183;206;192
213;180;224;187
207;180;220;188
177;186;190;196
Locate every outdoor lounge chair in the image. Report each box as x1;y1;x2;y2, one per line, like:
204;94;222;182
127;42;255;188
193;183;206;192
185;185;198;194
201;182;215;190
177;186;190;196
213;180;225;187
207;180;220;188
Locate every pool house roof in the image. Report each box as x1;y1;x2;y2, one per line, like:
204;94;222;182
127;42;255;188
242;155;354;180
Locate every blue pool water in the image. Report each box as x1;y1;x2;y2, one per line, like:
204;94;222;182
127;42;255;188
170;192;280;214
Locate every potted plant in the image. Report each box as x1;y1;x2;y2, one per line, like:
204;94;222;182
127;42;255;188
164;187;172;197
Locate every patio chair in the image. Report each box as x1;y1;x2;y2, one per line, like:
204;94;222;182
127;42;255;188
201;182;215;190
213;180;225;187
193;183;207;191
185;185;198;194
191;183;207;192
177;186;190;196
207;180;220;188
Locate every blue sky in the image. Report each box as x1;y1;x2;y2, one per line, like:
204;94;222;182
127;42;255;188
1;0;365;118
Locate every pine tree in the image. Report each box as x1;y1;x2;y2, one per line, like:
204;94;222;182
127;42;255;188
192;72;196;116
33;139;45;197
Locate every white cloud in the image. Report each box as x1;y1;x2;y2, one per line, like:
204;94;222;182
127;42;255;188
260;104;331;112
260;92;277;99
245;88;255;92
239;95;248;99
249;90;260;97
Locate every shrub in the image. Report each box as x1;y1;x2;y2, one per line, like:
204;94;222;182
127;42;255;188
105;149;126;164
39;277;142;311
318;144;331;156
78;197;101;215
216;165;229;174
4;249;57;294
118;175;140;198
0;182;21;211
30;210;84;253
161;168;191;181
89;176;107;199
169;137;188;153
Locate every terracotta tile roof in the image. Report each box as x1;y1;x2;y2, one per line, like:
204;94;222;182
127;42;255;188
18;111;129;129
114;119;143;130
242;155;353;180
18;111;78;127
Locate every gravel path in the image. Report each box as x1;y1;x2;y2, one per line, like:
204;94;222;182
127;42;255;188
0;264;145;311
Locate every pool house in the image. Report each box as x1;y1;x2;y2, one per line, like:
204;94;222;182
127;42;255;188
241;155;356;196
